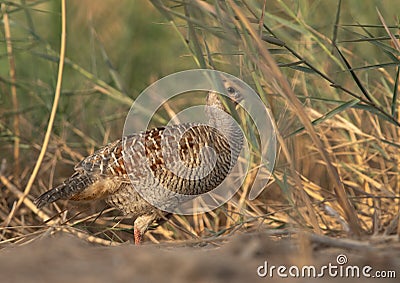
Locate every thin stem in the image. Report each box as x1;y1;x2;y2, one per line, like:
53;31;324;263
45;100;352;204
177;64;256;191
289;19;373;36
13;0;67;215
1;3;20;179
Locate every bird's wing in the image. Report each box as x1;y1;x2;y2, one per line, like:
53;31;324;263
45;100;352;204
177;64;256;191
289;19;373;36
74;138;130;180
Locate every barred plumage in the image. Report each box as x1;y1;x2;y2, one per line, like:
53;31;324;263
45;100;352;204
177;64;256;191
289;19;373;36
34;80;244;244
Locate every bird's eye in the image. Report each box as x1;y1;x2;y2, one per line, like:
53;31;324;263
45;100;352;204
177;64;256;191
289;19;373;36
227;86;236;94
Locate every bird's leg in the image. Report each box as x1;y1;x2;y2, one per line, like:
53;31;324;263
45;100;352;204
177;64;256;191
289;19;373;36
133;214;157;245
133;226;142;245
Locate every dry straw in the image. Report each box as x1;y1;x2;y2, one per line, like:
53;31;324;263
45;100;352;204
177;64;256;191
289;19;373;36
0;0;399;247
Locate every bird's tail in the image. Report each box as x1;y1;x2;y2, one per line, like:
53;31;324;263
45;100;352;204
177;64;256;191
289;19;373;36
34;172;95;208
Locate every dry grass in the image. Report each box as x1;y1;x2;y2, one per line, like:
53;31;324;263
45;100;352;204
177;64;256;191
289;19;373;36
0;0;399;247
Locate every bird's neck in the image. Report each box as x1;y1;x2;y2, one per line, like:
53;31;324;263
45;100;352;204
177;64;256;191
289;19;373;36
205;99;243;147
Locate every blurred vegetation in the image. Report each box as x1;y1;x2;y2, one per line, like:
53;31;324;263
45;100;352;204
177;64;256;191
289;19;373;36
0;0;399;245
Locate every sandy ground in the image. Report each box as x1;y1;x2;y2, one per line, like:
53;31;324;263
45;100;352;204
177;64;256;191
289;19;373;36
0;232;399;283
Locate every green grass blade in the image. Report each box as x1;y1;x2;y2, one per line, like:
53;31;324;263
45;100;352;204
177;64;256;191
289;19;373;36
391;66;399;118
286;99;360;138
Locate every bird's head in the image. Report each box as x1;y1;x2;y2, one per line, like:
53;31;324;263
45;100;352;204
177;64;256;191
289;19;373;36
206;77;243;112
